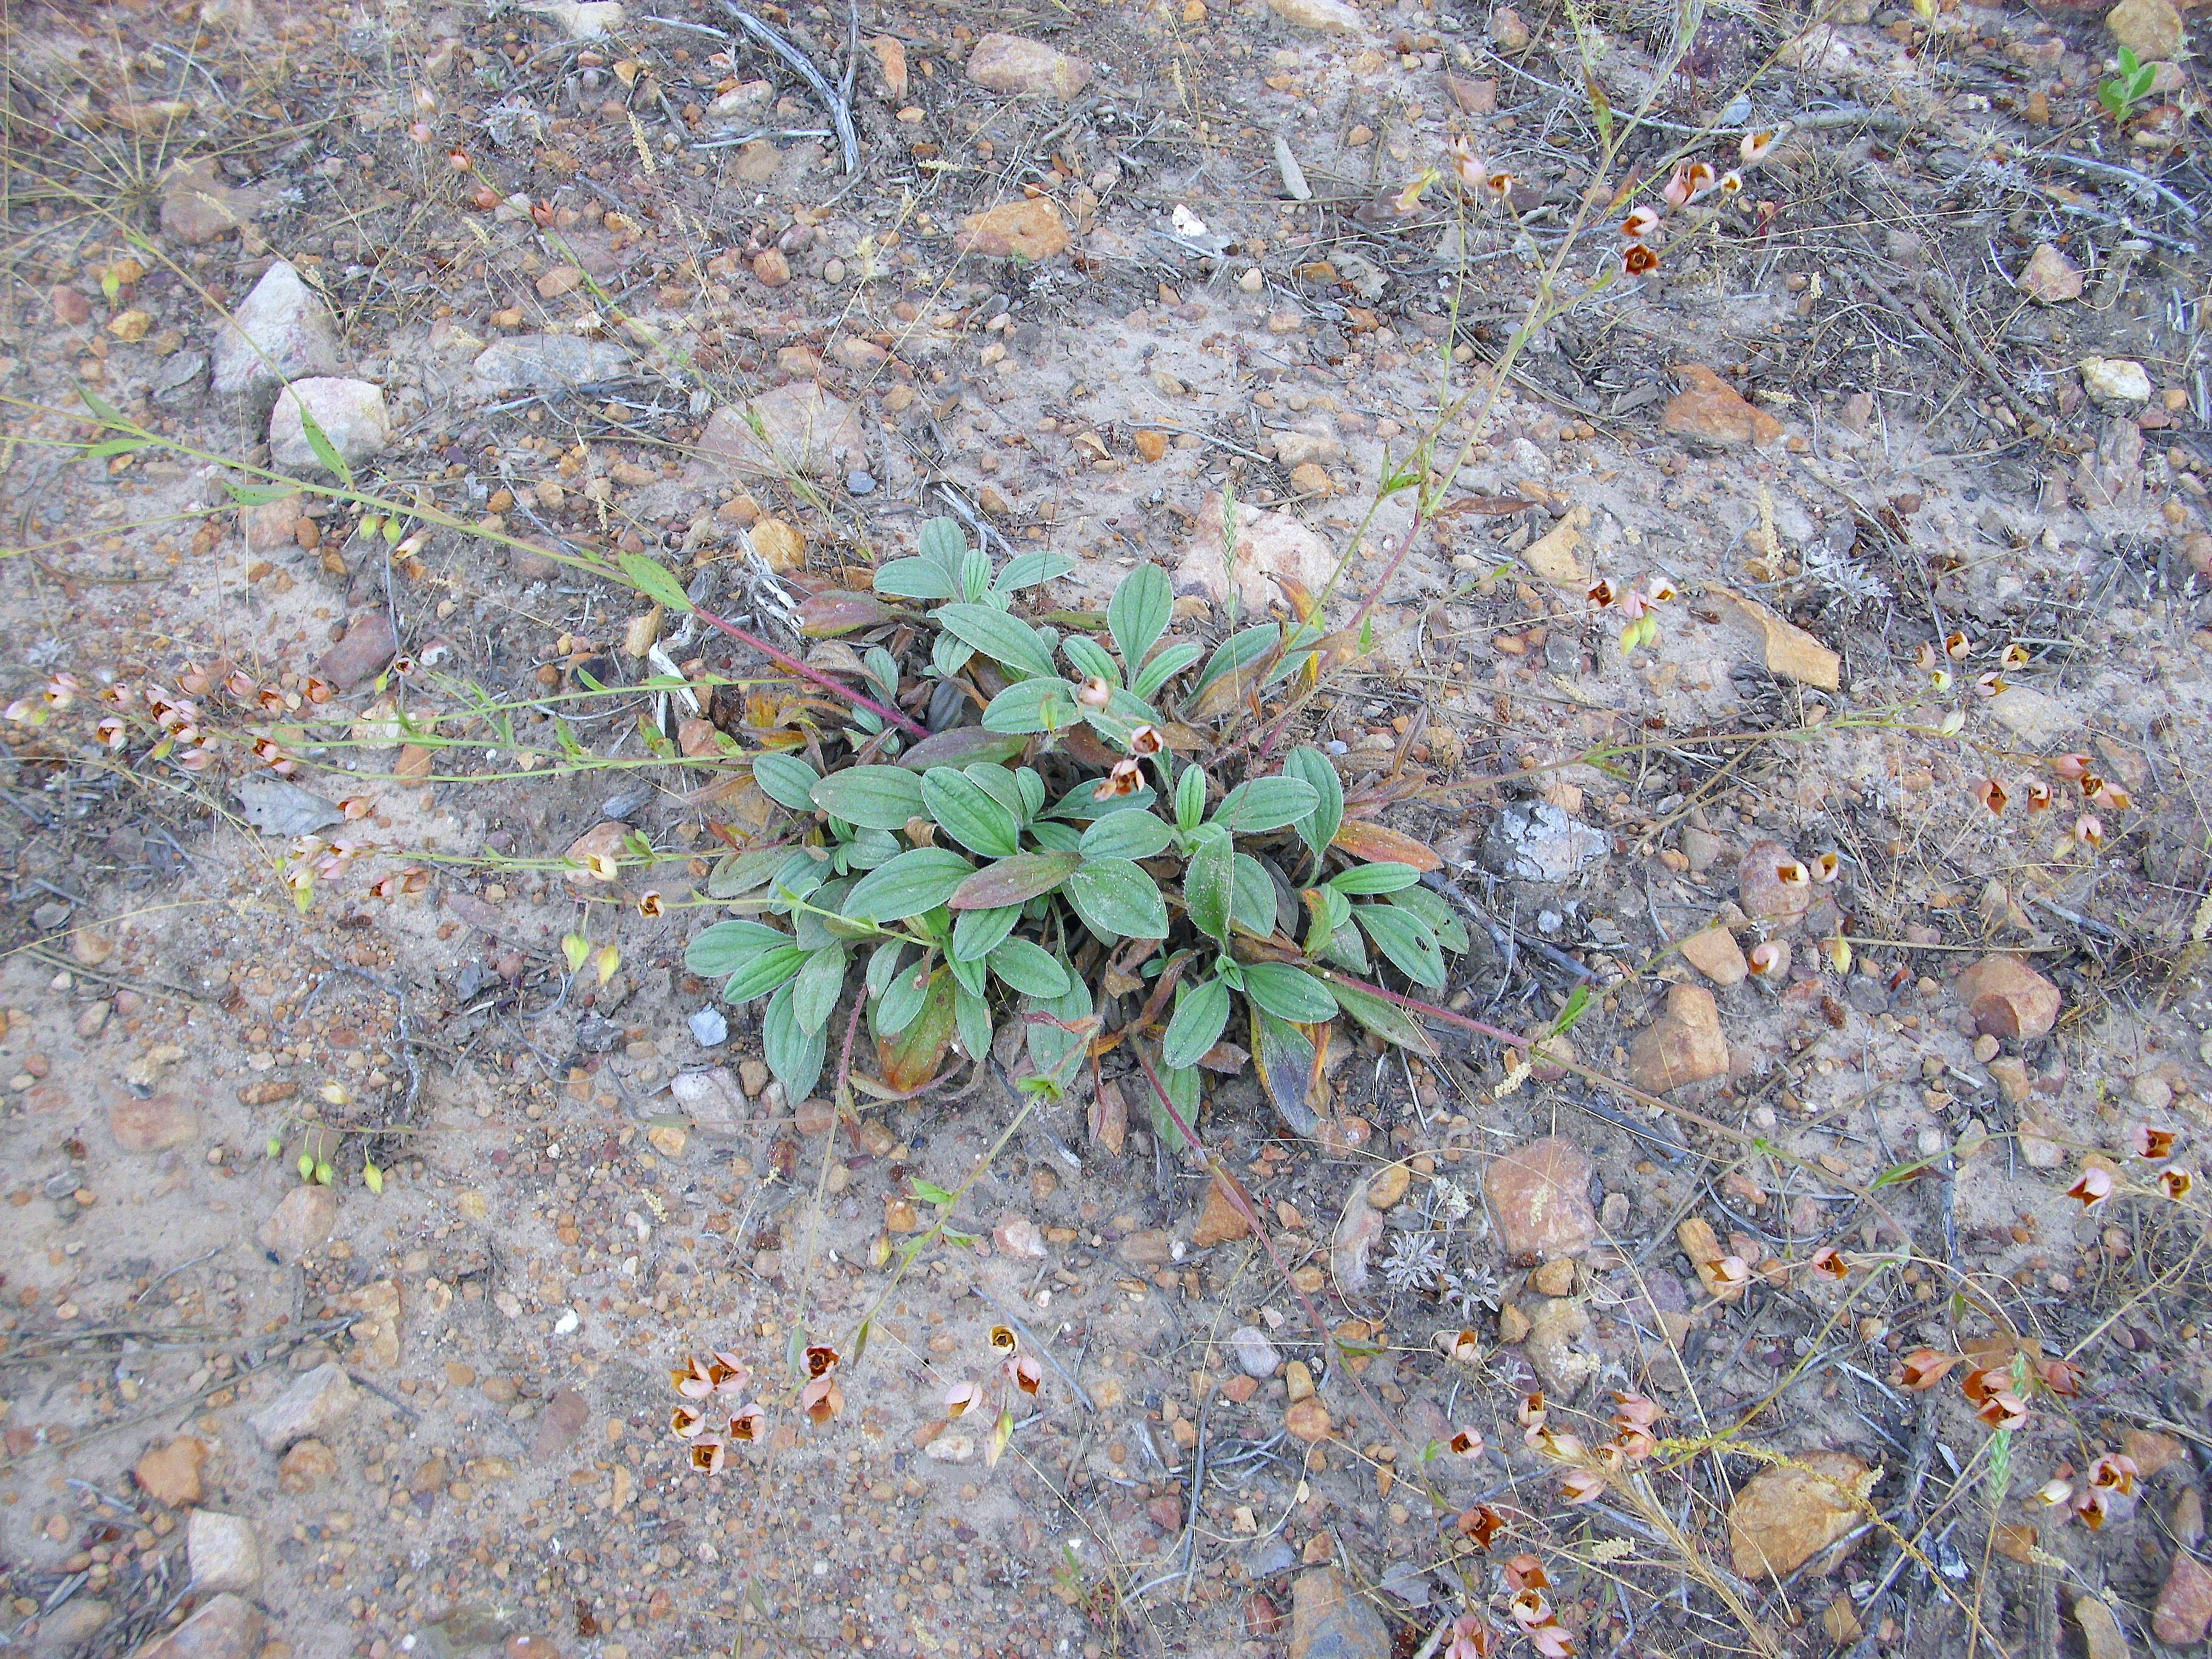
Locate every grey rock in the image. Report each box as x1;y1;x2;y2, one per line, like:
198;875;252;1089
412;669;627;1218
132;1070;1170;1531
187;1510;263;1595
152;350;208;407
1248;1540;1298;1577
1481;802;1608;882
574;1013;622;1053
472;333;633;392
531;1387;589;1461
697;382;866;480
689;1008;728;1047
250;1361;357;1451
1230;1326;1281;1379
213;260;342;397
669;1067;746;1128
234;774;345;836
270;377;388;472
846;469;876;495
1289;1566;1391;1659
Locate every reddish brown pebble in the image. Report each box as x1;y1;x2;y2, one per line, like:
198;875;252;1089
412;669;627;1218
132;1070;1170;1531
752;249;791;287
52;286;92;325
1245;1592;1282;1637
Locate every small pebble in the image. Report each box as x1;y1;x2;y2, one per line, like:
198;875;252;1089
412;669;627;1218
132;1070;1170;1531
846;469;876;495
689;1007;728;1047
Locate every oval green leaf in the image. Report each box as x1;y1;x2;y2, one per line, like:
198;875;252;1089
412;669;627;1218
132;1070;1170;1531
948;851;1080;911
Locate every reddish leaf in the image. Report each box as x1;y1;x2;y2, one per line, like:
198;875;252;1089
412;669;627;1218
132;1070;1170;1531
948;851;1081;910
877;968;956;1091
796;590;890;637
895;726;1028;770
1329;819;1443;871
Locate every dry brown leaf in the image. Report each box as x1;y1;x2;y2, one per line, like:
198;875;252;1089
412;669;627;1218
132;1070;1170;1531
1330;820;1443;871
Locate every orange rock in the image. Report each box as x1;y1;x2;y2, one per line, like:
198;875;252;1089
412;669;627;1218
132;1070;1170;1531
134;1436;207;1508
1483;1136;1597;1258
1728;1451;1874;1578
1284;1396;1332;1443
956;198;1070;261
1191;1172;1254;1247
1133;429;1168;462
1662;364;1783;447
1954;954;2062;1042
2123;1428;2188;1480
1628;983;1729;1094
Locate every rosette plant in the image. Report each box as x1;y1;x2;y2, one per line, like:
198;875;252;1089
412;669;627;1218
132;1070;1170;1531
683;517;1465;1126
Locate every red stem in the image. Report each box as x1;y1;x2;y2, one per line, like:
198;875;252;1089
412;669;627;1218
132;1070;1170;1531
694;605;929;739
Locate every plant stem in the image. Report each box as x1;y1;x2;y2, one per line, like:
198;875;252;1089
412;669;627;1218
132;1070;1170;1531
692;606;929;739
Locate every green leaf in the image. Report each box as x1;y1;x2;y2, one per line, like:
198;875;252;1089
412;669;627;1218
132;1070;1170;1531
1240;962;1338;1024
1047;782;1156;822
1232;852;1279;938
1064;857;1170;940
1384;885;1469;954
843;847;975;923
981;677;1079;734
954;979;993;1066
1190;623;1280;700
1284;747;1343;859
1211;774;1318;833
866;940;909;999
950;902;1023;961
290;398;354;488
77;384;132;429
224;481;303;507
874;952;933;1035
871;556;958;600
1549;982;1592;1038
618;551;694;613
1024;957;1094;1088
1130;640;1202;703
1014;767;1046;823
685;918;793;976
1330;861;1421;895
1175;763;1208;833
922;767;1022;858
810;765;927;831
1107;562;1173;674
1355;904;1447;989
761;982;826;1103
1324;975;1437;1055
949;850;1081;910
723;944;811;1002
936;602;1059;682
1184;825;1234;943
1079;809;1176;861
918;515;968;583
751;752;823;814
1028;820;1082;853
1151;1041;1200;1150
790;943;848;1035
1162;977;1232;1068
1061;633;1121;689
85;436;152;458
948;948;987;999
987;938;1071;997
910;1176;957;1206
994;551;1078;592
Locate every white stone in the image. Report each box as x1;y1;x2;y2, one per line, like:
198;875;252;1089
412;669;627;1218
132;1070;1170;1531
187;1510;263;1595
1269;0;1364;31
269;378;388;472
526;0;625;37
2080;357;2152;404
472;335;633;392
249;1361;357;1451
212;260;341;397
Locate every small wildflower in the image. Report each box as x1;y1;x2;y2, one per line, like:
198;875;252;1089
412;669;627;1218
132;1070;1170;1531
1898;1349;1958;1390
1977;1392;2030;1432
1809;1247;1848;1280
1740;129;1777;164
2066;1165;2114;1208
1559;1468;1606;1504
1455;1506;1506;1549
2132;1125;2178;1159
2162;1168;2194;1200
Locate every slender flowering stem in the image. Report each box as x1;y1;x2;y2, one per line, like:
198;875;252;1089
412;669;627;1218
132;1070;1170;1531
693;606;929;739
